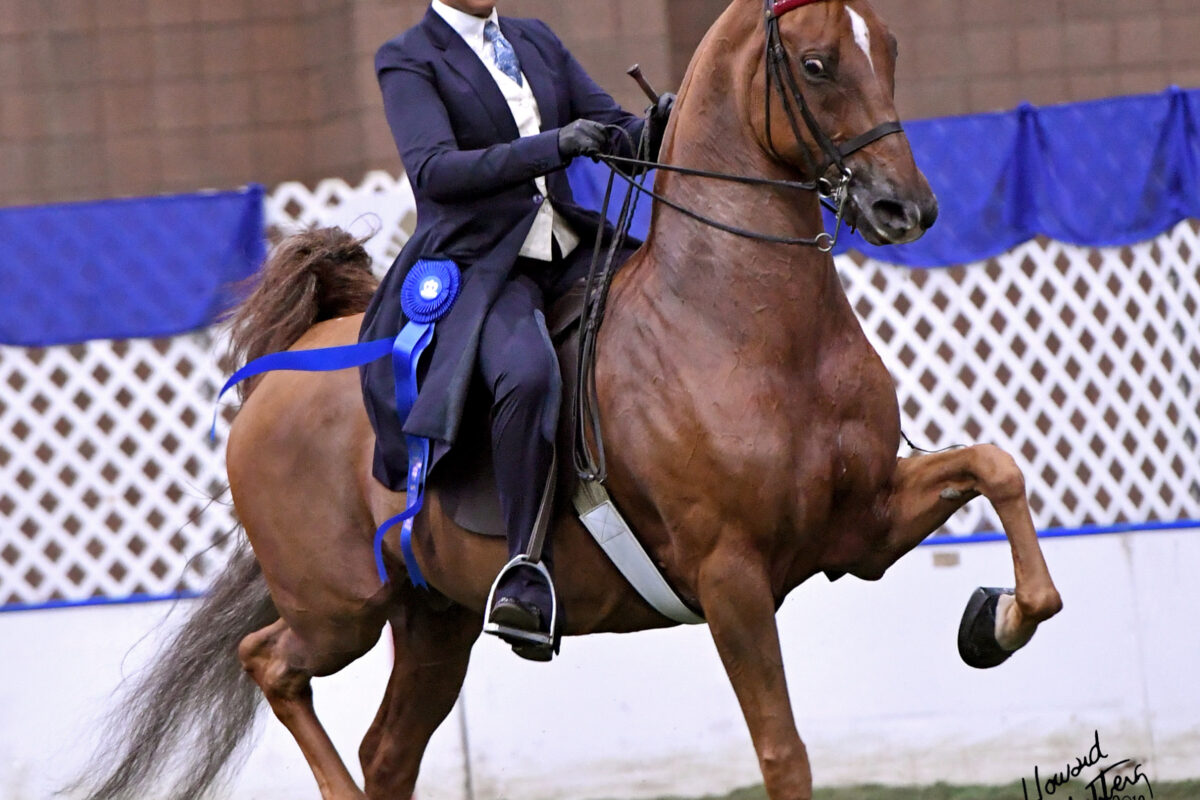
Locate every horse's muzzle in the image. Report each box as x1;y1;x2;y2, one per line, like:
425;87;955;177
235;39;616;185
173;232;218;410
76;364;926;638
850;183;939;246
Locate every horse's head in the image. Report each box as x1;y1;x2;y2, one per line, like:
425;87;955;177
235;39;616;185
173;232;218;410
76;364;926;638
750;0;938;245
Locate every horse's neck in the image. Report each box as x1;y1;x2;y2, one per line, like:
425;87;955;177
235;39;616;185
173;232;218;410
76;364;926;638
635;23;839;341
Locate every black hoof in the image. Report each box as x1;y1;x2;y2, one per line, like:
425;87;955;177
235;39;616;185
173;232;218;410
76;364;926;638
958;586;1016;669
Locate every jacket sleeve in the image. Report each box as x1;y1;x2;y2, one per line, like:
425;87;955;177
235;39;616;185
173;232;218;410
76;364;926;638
378;50;566;203
534;20;648;159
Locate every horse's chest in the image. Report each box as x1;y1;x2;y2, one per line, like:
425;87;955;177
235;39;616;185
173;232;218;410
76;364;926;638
793;352;901;532
826;423;895;509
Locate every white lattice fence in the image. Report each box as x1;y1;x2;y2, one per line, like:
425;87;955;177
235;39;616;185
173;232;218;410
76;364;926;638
1;172;1197;609
0;173;417;609
0;336;236;606
267;170;417;273
849;223;1200;535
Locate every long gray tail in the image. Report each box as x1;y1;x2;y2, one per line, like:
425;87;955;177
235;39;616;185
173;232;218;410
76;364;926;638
69;535;278;800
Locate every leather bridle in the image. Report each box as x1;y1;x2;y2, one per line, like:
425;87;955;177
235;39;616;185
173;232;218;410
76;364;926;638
574;0;908;483
588;0;908;252
764;0;903;195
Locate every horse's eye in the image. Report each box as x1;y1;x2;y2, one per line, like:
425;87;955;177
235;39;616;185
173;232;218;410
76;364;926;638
802;57;826;78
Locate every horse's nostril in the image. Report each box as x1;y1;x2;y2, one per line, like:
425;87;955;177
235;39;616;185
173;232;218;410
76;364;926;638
870;198;914;232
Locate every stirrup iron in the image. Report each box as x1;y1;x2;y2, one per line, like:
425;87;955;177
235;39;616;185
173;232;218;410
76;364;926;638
483;556;560;651
482;447;560;652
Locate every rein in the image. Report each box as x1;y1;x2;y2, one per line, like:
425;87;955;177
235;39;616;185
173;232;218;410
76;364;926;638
589;0;908;253
571;0;904;483
763;0;903;181
596;152;847;250
574;133;648;483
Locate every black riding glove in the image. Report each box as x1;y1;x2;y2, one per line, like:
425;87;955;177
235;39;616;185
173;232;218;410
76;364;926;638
558;119;609;161
646;92;676;161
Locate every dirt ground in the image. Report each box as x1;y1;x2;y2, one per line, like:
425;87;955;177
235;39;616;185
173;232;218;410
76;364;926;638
639;779;1198;800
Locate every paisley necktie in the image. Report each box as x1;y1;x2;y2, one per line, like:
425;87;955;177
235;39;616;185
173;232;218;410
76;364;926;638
483;21;523;87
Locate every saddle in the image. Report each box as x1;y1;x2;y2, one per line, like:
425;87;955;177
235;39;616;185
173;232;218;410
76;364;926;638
401;265;703;628
214;259;700;624
433;280;586;539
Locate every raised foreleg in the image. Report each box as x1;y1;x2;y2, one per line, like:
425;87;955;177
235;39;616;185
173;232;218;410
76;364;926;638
884;444;1063;663
698;548;813;800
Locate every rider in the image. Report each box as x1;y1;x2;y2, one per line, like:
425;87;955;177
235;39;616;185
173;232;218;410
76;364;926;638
359;0;675;660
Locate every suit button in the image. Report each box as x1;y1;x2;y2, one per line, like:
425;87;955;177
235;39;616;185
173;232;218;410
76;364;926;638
533;194;544;204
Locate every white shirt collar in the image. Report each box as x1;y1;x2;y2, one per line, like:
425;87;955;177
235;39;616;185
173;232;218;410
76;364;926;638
430;0;499;45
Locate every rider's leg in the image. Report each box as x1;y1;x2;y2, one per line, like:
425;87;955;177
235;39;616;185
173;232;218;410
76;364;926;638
476;274;560;639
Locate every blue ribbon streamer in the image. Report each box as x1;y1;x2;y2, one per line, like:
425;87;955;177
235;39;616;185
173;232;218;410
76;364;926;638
211;258;460;590
209;337;395;440
371;259;460;587
371;436;431;586
370;319;437;586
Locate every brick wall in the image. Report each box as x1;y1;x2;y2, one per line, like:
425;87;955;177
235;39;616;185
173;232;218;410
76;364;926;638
884;0;1200;119
1;0;362;205
2;0;1199;208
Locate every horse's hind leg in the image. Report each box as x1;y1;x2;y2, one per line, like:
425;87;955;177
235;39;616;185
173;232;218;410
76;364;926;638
238;590;391;800
358;581;480;800
883;444;1064;658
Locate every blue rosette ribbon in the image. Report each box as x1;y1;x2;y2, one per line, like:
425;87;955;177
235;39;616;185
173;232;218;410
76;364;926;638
209;257;461;590
372;259;461;587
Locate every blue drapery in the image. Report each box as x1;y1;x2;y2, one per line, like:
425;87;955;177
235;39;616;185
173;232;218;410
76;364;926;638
0;185;265;347
568;87;1200;267
1;90;1196;348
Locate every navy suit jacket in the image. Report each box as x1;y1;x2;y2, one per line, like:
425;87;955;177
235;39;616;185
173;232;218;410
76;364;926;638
360;8;646;489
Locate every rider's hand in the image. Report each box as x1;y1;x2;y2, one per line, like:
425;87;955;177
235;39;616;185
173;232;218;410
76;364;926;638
558;119;609;160
646;92;676;160
649;92;676;127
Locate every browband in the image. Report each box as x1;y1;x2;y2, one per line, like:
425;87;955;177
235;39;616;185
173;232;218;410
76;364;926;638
772;0;824;17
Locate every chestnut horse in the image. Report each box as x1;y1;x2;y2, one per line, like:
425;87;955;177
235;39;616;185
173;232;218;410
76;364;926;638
78;2;1062;799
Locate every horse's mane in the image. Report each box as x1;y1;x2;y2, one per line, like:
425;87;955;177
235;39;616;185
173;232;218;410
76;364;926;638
222;227;379;398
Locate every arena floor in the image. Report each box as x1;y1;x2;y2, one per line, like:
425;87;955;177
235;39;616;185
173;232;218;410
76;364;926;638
636;780;1198;800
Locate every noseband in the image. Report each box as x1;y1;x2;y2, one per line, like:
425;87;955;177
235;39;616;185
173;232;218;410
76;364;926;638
585;0;908;254
765;0;903;193
576;0;906;481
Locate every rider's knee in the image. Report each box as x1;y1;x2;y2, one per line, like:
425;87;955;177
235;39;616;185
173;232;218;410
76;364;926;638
499;348;557;406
